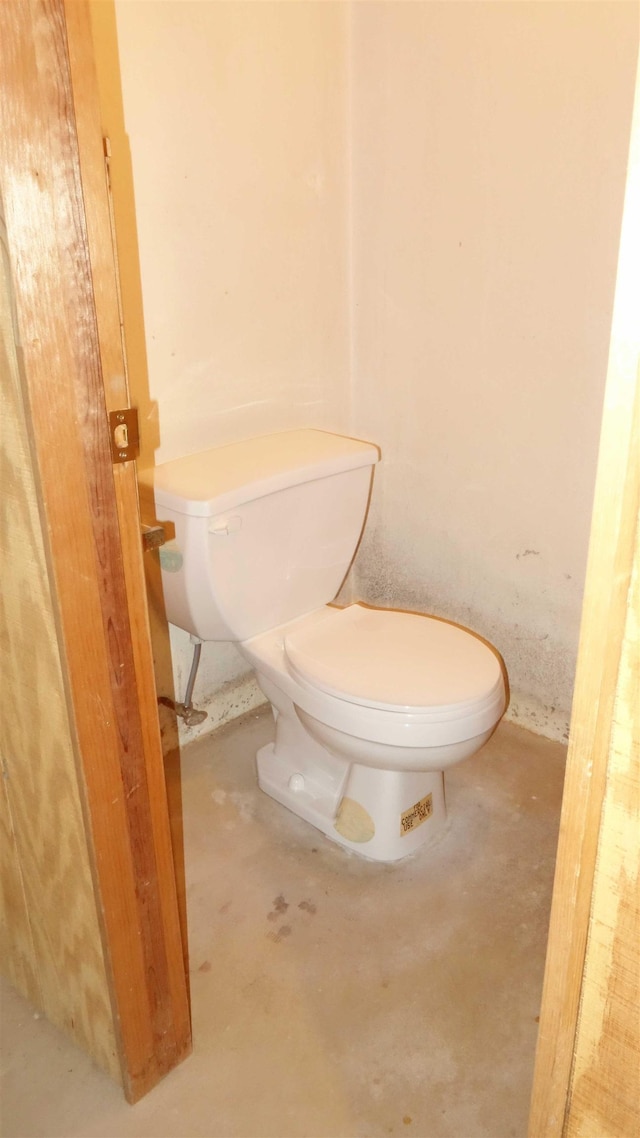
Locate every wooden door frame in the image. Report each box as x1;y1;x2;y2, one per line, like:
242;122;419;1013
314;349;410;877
0;0;191;1102
528;48;640;1138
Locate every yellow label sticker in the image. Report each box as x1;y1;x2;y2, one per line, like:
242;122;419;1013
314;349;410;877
400;792;433;836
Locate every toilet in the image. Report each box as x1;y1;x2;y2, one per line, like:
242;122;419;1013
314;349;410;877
145;429;507;862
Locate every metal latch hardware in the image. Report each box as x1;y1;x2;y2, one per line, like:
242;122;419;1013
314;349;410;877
109;407;140;464
141;523;167;552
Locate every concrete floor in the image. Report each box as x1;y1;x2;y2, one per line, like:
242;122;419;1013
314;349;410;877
2;709;566;1138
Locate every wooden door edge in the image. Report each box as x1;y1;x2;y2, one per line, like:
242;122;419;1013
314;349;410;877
63;0;192;1033
1;0;191;1103
528;48;640;1137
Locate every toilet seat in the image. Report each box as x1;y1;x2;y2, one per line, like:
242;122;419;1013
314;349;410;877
284;604;504;716
242;604;506;750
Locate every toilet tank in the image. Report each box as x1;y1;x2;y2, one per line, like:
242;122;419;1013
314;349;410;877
140;430;379;642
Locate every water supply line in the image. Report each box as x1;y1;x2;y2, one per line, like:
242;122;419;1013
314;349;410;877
159;635;208;728
178;636;208;726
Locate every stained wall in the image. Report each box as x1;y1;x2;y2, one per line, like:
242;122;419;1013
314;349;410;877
100;1;638;739
349;2;638;738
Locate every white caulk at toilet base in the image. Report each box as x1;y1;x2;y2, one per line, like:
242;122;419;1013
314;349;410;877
142;429;507;862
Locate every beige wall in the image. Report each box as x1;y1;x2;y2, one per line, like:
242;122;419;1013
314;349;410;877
105;1;638;738
349;2;638;737
106;0;350;719
114;0;351;466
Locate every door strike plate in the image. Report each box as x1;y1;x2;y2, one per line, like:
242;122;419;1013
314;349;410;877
109;408;140;464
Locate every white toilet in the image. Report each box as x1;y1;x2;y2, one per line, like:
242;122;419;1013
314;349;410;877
145;429;507;862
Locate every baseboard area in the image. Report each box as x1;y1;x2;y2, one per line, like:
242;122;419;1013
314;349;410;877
177;672;570;748
504;690;571;743
177;673;268;745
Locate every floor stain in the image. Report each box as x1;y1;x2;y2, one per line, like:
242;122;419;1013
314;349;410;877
298;899;317;914
3;712;567;1138
267;925;292;944
198;960;212;973
267;894;289;923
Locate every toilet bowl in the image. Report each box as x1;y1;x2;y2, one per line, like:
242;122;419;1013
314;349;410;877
240;602;505;860
142;428;507;862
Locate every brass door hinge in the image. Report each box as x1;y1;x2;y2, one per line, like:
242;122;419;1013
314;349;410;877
109;407;140;464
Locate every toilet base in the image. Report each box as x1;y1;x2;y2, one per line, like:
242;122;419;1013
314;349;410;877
257;740;447;862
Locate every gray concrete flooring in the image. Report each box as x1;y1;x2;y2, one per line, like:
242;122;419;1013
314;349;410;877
1;709;565;1138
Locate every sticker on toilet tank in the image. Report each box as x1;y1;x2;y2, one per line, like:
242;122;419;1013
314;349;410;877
400;793;433;836
159;542;183;573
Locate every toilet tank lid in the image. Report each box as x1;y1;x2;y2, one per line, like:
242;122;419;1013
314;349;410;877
140;429;380;517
